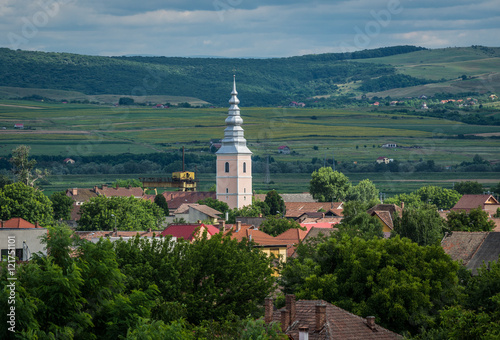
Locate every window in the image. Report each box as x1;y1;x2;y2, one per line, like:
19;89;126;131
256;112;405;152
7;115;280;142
225;162;229;173
243;162;247;173
244;188;246;193
226;188;229;193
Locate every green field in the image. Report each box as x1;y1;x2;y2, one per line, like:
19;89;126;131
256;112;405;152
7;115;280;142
1;102;499;165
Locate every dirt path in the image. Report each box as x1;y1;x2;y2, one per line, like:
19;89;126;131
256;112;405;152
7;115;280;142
0;104;43;109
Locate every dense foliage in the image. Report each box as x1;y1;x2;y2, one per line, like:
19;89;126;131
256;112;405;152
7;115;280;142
359;74;434;92
260;216;305;237
78;195;164;231
0;46;426;106
385;185;461;210
392;205;446;246
446;207;496;232
309;167;351;202
280;235;461;335
453;181;484;195
0;182;53;225
50;191;74;220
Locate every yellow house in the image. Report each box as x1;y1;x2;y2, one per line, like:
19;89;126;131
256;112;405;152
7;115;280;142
367;204;404;233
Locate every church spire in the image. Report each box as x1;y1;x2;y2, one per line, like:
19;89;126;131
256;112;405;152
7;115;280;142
216;76;251;155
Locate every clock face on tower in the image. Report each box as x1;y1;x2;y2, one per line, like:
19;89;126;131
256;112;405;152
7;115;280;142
216;76;252;209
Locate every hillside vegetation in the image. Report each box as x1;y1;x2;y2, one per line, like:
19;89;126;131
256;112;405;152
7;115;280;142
0;46;427;106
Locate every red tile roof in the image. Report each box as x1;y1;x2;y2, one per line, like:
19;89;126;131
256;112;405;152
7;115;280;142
441;231;488;265
270;299;401;339
74;230;161;241
1;217;44;229
95;186;144;198
161;224;209;241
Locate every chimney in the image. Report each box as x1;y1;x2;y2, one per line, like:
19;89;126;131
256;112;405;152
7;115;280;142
72;188;78;196
401;201;405;210
286;294;296;325
94;185;98;193
366;316;376;330
236;221;242;232
218;220;225;232
1;221;4;228
35;221;40;228
147;228;152;233
113;227;117;236
102;184;108;189
197;220;202;224
315;304;326;331
264;297;273;324
299;327;309;340
281;309;290;332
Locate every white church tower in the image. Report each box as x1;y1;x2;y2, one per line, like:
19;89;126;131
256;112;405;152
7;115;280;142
216;76;252;209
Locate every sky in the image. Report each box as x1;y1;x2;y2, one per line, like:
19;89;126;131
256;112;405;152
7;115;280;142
1;0;499;58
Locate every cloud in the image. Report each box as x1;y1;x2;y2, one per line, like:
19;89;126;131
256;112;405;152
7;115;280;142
0;0;499;57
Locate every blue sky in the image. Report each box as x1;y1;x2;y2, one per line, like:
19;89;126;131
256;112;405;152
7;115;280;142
1;0;499;57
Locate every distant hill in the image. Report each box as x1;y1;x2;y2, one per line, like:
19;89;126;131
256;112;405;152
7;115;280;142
0;45;499;106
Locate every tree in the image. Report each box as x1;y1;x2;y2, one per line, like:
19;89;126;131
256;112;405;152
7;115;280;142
415;186;461;210
0;182;53;225
280;235;461;335
50;191;74;220
453;181;484;195
264;190;285;216
114;233;276;324
78;196;164;231
392;205;445;246
338;200;383;239
9;145;49;187
198;197;230;215
119;97;135;105
309;167;351;202
154;194;169;216
0;174;12;189
260;216;305;237
346;179;379;203
491;182;500;195
112;178;143;188
446;207;495;232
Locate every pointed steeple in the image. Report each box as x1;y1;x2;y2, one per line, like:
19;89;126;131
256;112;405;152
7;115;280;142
216;76;252;155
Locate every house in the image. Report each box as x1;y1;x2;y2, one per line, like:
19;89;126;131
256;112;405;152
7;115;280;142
264;295;401;339
160;223;218;242
376;157;390;164
236;216;267;227
0;218;48;261
14;123;24;129
63;158;75;164
372;102;380;106
278;145;291;154
93;184;144;198
285;202;343;220
451;194;500;216
367;204;403;234
170;203;222;224
143;191;216;211
381;143;397;148
75;229;165;243
441;231;500;274
390;101;398;106
421;103;428;109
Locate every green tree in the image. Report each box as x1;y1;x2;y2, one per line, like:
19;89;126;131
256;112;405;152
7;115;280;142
198;197;230;215
309;167;351;202
346;179;379;203
78;195;164;231
9;145;48;187
392;205;445;246
112;178;143;188
264;190;285;216
490;182;500;195
119;97;135;105
0;174;12;189
446;207;495;232
114;233;275;325
260;216;305;237
338;201;383;239
453;181;484;195
154;194;169;216
0;182;53;225
280;235;461;335
126;319;195;340
415;185;461;210
50;191;74;220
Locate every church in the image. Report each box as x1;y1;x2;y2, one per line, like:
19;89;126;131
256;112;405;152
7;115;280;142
216;76;252;209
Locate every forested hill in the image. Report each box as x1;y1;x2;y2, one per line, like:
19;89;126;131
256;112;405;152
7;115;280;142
0;45;424;106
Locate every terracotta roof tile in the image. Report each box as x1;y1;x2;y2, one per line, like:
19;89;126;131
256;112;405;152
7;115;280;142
441;231;488;264
451;195;500;212
271;299;401;339
96;186;144;198
1;217;44;229
159;191;216;210
161;224;211;241
286;202;343;218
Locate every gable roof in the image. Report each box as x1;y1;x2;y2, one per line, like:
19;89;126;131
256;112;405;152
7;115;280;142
95;186;144;198
285;202;343;218
1;218;44;229
451;194;500;212
188;204;222;218
157;191;216;210
367;204;402;216
271;299;401;339
371;211;395;230
441;231;500;274
66;188;98;202
254;193;317;203
161;224;207;241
